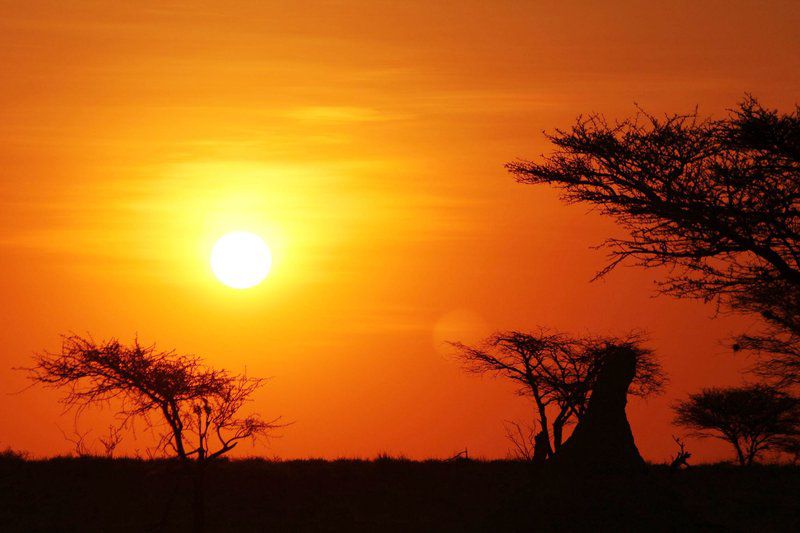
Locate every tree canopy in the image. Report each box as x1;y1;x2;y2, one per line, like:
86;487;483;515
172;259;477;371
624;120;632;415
27;335;279;461
508;97;800;385
673;385;799;466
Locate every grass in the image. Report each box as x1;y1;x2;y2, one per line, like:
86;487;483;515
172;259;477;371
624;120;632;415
1;455;798;531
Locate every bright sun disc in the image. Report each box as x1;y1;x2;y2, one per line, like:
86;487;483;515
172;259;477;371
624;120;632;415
211;232;272;289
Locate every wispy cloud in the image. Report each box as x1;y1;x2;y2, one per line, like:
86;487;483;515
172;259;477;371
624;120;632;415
283;106;409;123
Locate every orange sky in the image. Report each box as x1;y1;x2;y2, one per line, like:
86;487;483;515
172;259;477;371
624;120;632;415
2;1;799;462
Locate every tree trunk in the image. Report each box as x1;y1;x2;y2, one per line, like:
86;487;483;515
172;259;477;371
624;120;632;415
532;431;550;464
162;404;188;460
552;421;562;451
733;441;747;466
552;412;568;451
745;445;756;467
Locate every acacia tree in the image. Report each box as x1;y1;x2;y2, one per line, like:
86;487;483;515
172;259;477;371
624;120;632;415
451;330;665;459
508;97;800;385
673;385;799;466
27;335;279;461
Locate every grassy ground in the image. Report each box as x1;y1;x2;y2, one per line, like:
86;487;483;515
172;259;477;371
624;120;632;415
1;453;798;531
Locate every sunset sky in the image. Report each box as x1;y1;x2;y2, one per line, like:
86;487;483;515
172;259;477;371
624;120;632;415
2;1;799;462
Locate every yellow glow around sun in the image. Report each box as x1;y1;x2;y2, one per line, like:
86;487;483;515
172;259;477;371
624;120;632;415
211;232;272;289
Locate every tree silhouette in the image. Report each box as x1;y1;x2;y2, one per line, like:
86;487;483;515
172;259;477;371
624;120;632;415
451;330;665;459
99;425;123;458
27;335;282;532
503;420;537;461
673;385;799;466
508;97;800;386
27;335;279;462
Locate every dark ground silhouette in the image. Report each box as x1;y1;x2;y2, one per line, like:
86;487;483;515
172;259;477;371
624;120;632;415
1;455;798;532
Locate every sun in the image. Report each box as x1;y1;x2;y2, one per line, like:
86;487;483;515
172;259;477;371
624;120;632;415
210;231;272;289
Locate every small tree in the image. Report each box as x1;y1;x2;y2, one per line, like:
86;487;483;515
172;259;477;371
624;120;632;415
99;425;124;458
27;335;281;532
673;385;799;466
452;330;665;459
503;420;538;461
27;335;279;461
